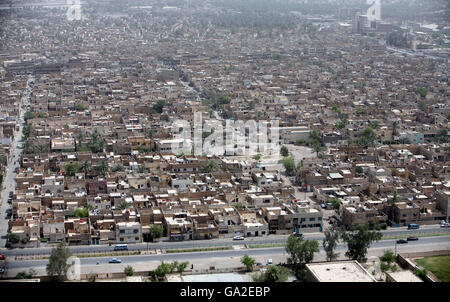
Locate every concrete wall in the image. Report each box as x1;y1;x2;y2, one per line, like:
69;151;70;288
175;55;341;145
397;250;449;282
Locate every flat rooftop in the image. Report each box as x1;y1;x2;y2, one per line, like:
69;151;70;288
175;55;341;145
387;270;423;282
306;261;377;282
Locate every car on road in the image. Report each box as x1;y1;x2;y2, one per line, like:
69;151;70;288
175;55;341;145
396;239;408;244
292;232;303;237
108;258;122;264
7;198;12;204
233;236;245;240
0;267;5;274
440;220;450;227
407;237;419;241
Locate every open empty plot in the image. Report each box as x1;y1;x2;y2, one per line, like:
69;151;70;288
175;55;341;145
415;255;450;282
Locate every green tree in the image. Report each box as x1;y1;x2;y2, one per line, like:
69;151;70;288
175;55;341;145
152;100;166;114
15;269;36;279
74;104;88;111
309;130;321;142
416;87;428;98
201;160;218;173
355;166;363;174
149;225;164;240
446;111;450;122
80;160;91;174
97;160;109;176
147;129;156;138
24;111;35;122
46;241;73;282
153;261;172;281
379;250;396;264
252;265;290;282
285;235;319;281
65;162;80;177
434;129;448;144
280;146;289;157
358;126;377;148
240;254;256;272
118;201;128;210
124;266;134;276
282;156;296;176
8;233;20;244
329;197;341;210
252;154;261;161
341;223;383;262
112;164;124;172
74;208;89;218
176;261;189;274
323;225;342;261
388;192;401;225
414;268;428;281
138;164;147;173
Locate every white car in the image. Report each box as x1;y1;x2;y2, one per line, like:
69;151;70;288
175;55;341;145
267;259;273;265
233;236;245;240
440;221;450;227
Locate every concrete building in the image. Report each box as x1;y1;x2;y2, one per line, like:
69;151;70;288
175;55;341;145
306;261;377;282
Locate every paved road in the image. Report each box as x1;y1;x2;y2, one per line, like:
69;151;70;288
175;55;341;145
3;235;449;278
1;224;447;257
0;76;32;248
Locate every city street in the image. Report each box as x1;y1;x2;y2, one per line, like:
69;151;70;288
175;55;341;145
0;76;32;248
0;224;447;257
3;235;449;279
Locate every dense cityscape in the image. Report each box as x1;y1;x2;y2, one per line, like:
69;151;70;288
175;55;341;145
0;0;448;285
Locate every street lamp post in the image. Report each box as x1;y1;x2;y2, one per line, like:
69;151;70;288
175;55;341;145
394;241;397;256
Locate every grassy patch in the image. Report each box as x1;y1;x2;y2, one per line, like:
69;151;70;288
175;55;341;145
165;246;232;253
415;255;450;282
247;243;285;249
381;232;450;240
75;251;141;258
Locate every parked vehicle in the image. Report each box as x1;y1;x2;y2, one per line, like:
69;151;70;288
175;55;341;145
0;254;5;260
407;237;419;241
233;236;244;240
396;239;408;244
256;262;263;267
267;259;273;265
108;258;122;264
320;203;327;209
407;224;419;230
292;232;303;238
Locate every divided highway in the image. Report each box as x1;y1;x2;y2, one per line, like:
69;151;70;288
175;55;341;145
3;235;449;278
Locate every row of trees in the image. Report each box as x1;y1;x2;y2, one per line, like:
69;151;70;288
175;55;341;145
239;222;383;282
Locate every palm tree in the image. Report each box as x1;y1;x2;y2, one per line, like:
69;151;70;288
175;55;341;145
80;160;91;174
97;160;108;176
388;192;401;226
